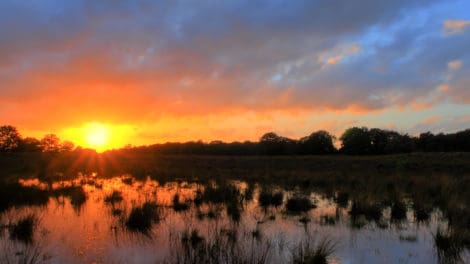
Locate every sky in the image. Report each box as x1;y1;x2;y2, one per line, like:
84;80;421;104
1;0;470;150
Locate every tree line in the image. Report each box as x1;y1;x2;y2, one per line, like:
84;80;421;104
1;125;470;155
0;125;75;153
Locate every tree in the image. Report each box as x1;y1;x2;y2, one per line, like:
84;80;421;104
60;141;75;152
369;128;388;154
0;125;21;152
259;132;297;155
300;130;336;154
40;134;61;153
340;127;371;155
18;137;42;152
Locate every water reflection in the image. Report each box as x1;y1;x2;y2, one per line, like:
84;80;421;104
0;174;468;263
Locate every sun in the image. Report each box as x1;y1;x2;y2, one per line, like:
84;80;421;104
60;122;135;152
84;122;109;151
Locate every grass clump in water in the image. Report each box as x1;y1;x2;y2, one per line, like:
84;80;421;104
9;214;37;244
54;185;87;209
104;190;123;204
0;182;49;213
126;201;160;233
181;229;204;249
258;189;283;208
433;228;465;264
391;200;407;221
349;200;383;222
286;196;316;213
172;193;190;212
200;183;241;204
292;237;336;264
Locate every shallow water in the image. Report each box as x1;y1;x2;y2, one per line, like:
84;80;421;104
1;175;469;263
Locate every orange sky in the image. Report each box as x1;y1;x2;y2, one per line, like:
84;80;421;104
1;1;470;151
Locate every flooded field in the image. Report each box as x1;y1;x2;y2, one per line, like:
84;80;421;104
1;173;469;264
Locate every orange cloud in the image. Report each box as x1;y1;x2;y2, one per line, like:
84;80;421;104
438;84;450;92
443;20;470;35
448;60;462;71
321;43;361;66
423;115;441;124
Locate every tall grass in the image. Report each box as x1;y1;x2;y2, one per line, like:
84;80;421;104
8;214;37;244
126;201;161;233
292;237;337;264
433;228;465;264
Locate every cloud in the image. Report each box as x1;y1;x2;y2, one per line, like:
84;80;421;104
412;114;470;134
443;20;470;35
448;60;462;70
321;43;361;66
438;84;450;92
1;0;470;142
423;115;442;124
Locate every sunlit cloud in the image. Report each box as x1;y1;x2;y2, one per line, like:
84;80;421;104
448;60;462;71
443;19;470;35
0;0;469;148
423;115;442;124
438;84;449;92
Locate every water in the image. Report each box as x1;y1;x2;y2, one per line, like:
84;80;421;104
1;175;469;263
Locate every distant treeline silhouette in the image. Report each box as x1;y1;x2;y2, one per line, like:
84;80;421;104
2;125;469;155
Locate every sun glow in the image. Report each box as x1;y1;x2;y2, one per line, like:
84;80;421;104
60;122;135;152
85;123;109;150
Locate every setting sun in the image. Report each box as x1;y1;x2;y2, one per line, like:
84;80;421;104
59;122;135;152
84;123;109;150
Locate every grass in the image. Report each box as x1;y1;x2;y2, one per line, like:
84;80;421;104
286;196;316;213
391;200;408;221
349;200;383;222
292;237;336;264
258;189;284;207
172;193;190;212
433;228;465;264
53;186;87;210
9;214;36;244
126;201;161;233
0;182;49;213
181;229;204;249
198;183;242;204
104;190;123;204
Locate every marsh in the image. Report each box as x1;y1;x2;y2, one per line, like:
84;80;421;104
1;154;469;263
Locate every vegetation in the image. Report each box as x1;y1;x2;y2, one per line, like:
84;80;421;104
126;201;161;233
258;189;284;207
292;238;336;264
53;186;87;210
9;214;37;244
433;228;466;264
104;190;124;204
2;124;470;156
0;182;49;213
172;193;190;212
286;196;316;213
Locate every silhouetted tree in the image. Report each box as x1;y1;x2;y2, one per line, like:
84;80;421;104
18;137;42;152
40;134;61;153
299;130;336;154
455;129;470;151
259;132;297;155
340;127;371;154
417;132;434;152
0;125;21;152
60;141;75;152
